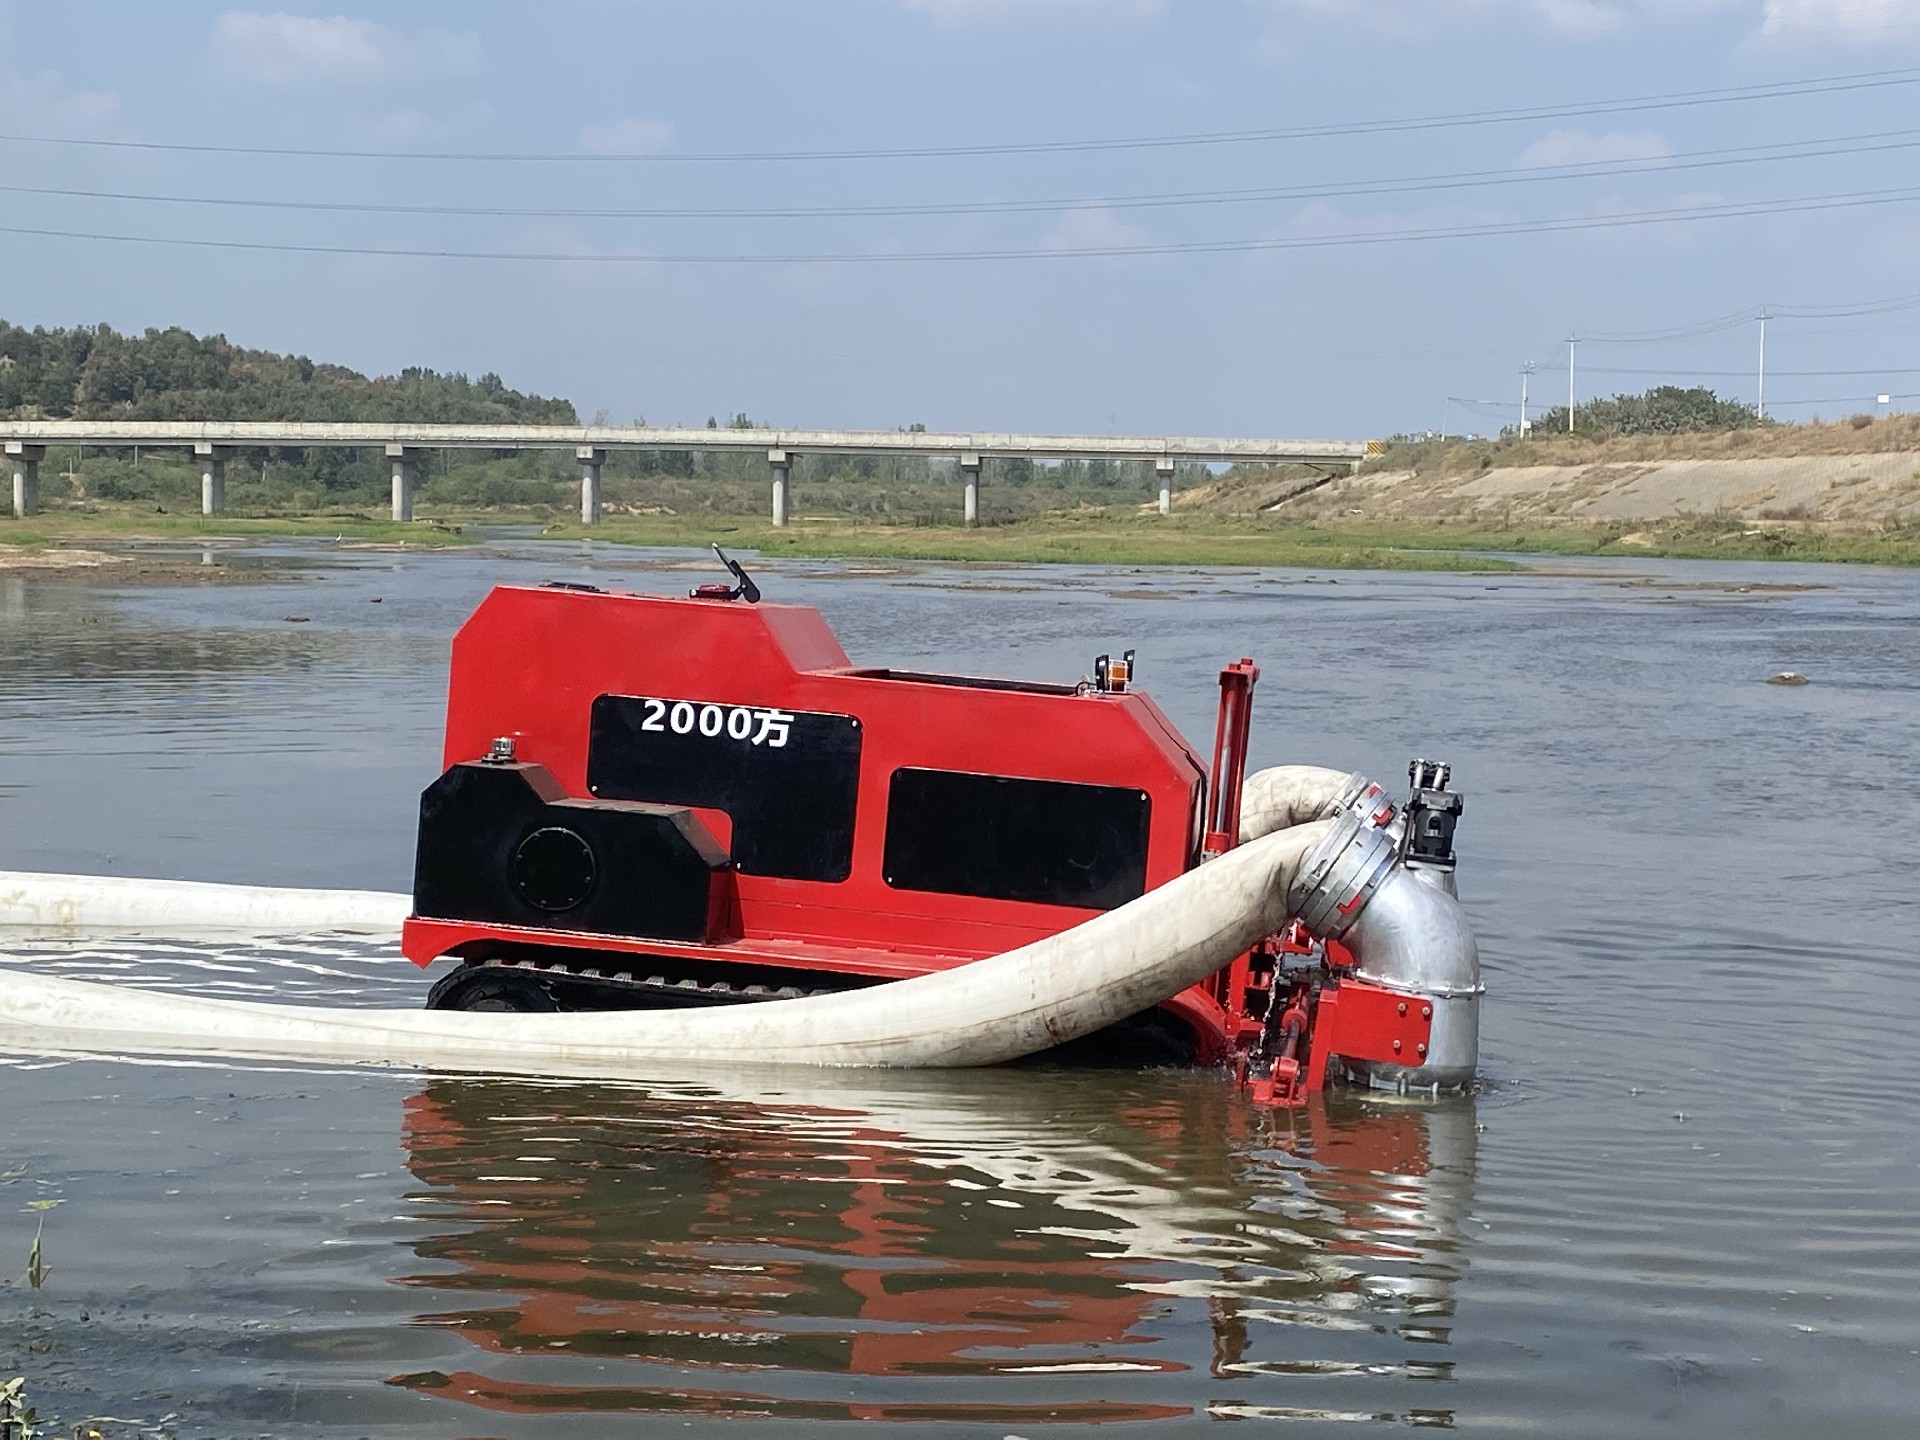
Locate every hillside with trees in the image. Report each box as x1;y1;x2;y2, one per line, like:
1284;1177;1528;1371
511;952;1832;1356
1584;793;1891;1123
0;320;1187;517
1;320;596;509
0;321;576;424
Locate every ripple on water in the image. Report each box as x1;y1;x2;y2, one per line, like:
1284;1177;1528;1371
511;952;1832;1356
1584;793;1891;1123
0;937;1486;1430
3;550;1919;1436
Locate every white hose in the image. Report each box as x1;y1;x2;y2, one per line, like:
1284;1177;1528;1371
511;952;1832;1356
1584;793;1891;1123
0;770;1341;938
0;821;1333;1075
1239;765;1353;841
0;871;407;937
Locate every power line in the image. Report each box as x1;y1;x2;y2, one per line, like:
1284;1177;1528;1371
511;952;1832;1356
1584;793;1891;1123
1608;291;1920;343
1772;291;1920;319
3;67;1918;165
1577;288;1920;347
5;183;1920;265
7;127;1919;224
1763;391;1920;407
1755;317;1920;339
1579;365;1920;378
1580;308;1761;343
1447;397;1518;417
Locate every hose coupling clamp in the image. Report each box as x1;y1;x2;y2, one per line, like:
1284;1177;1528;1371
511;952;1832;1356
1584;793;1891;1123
1320;771;1398;830
1292;810;1402;940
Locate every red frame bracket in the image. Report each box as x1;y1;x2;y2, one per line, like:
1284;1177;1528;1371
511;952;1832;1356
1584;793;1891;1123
1204;659;1260;857
1308;980;1436;1086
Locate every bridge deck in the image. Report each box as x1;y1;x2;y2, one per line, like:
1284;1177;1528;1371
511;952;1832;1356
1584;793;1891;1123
3;420;1368;525
0;420;1364;465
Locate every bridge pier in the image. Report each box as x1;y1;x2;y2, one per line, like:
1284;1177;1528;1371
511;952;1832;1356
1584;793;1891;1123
194;442;229;515
1156;457;1175;517
961;453;981;527
577;446;606;526
6;443;42;518
386;444;419;522
769;449;793;527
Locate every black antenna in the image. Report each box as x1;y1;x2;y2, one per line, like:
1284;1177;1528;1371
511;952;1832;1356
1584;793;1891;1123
711;544;762;604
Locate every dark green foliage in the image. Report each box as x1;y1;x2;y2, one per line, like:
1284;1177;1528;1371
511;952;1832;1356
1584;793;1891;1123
583;453;1192;521
0;320;576;424
1530;386;1758;438
1;319;1203;518
78;456;199;505
421;452;571;507
0;320;577;506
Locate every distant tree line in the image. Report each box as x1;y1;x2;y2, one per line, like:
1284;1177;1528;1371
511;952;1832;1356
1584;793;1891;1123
1527;385;1759;438
0;320;1183;518
0;320;576;424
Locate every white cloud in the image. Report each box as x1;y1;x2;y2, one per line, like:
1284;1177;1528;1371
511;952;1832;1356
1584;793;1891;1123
211;12;486;86
899;0;1165;25
1252;0;1740;42
1760;0;1920;42
1518;128;1673;168
1269;197;1509;242
1042;203;1153;253
579;117;675;156
1254;0;1598;39
0;73;120;134
363;102;492;145
1541;188;1730;253
1530;0;1628;34
0;3;119;137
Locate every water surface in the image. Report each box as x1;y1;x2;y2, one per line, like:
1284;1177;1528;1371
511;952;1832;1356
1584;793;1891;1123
1;543;1916;1436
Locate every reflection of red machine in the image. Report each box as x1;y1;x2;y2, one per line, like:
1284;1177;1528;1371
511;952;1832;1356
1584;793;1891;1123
395;1083;1189;1424
403;554;1458;1092
390;1077;1475;1424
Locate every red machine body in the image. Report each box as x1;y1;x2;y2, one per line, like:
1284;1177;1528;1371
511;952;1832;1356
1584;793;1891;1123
404;578;1429;1089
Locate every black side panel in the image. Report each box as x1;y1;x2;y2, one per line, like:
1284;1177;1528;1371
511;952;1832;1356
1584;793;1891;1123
413;761;725;942
882;768;1151;910
586;695;861;883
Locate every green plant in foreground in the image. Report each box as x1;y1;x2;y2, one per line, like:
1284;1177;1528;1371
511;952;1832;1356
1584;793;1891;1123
1;1376;37;1440
24;1201;59;1290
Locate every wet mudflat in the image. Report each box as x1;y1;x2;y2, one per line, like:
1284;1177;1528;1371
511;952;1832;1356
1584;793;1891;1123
1;542;1917;1437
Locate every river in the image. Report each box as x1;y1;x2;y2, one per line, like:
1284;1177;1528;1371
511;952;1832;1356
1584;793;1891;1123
1;540;1916;1437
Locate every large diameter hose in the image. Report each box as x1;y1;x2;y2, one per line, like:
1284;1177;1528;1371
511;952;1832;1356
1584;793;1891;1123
1239;765;1354;840
0;872;407;936
0;821;1335;1076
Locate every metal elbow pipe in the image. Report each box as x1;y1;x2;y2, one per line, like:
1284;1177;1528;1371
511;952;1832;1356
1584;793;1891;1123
1286;811;1481;1092
1340;867;1481;1090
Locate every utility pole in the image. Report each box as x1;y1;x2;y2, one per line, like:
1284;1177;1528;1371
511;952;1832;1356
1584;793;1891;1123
1757;310;1771;422
1520;361;1535;436
1567;336;1578;432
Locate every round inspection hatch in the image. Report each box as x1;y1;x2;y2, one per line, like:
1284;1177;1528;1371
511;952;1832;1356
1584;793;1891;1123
511;826;598;912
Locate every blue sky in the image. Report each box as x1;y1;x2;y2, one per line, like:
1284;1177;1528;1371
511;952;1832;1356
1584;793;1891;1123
2;0;1917;438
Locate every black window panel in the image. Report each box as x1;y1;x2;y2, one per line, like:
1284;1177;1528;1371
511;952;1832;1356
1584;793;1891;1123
883;768;1151;910
587;695;861;882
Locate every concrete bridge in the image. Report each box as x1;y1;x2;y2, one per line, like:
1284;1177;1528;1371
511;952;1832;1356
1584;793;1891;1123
3;420;1369;526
